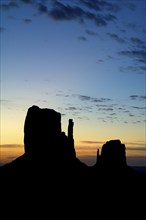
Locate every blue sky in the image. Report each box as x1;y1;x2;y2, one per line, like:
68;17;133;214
0;0;146;166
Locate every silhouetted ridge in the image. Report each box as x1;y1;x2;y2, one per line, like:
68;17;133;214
0;105;145;216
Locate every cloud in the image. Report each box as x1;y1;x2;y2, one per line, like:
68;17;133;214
77;95;91;101
129;95;146;101
80;140;104;145
0;144;24;148
129;114;135;117
80;0;120;12
118;50;146;63
23;18;32;23
108;33;125;43
54;92;145;124
132;106;146;110
0;2;19;10
77;95;112;102
21;0;34;4
116;35;146;73
98;107;113;111
37;3;48;14
49;1;85;22
124;141;146;147
65;107;78;111
119;65;146;74
96;59;104;63
126;147;146;151
130;37;145;47
48;1;116;27
85;29;97;36
78;36;87;41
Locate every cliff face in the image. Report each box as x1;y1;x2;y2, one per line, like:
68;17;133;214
24;105;62;158
96;139;127;169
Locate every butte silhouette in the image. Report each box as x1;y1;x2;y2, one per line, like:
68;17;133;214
0;105;145;217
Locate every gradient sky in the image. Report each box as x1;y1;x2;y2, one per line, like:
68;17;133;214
0;0;146;167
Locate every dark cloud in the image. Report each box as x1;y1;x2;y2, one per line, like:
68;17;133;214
85;29;97;36
37;3;48;14
78;36;87;41
54;92;144;124
77;95;91;101
48;1;116;27
109;113;116;115
129;95;146;101
0;2;19;10
118;50;146;63
20;0;34;4
0;144;23;148
65;107;78;111
98;108;113;111
130;37;145;46
129;114;135;117
96;59;104;63
119;65;145;74
96;104;108;107
49;1;85;21
0;0;117;29
80;0;120;12
23;18;32;23
80;140;104;144
108;33;125;43
77;95;112;102
129;37;146;61
79;0;102;11
132;106;146;110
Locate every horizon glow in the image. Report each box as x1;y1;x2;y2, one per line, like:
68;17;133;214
0;0;146;166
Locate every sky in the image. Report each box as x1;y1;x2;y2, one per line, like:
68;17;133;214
0;0;146;167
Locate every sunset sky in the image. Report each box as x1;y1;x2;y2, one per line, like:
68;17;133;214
0;0;146;167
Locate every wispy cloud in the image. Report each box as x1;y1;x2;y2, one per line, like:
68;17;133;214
129;95;146;101
0;144;24;148
80;140;104;145
48;1;116;26
0;1;19;10
1;0;117;27
80;0;120;12
118;50;146;63
108;33;125;43
54;91;145;124
130;37;146;47
77;94;112;102
85;29;97;36
77;36;87;41
23;18;32;23
126;147;146;151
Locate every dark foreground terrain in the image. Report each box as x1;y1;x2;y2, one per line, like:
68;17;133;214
0;106;145;218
